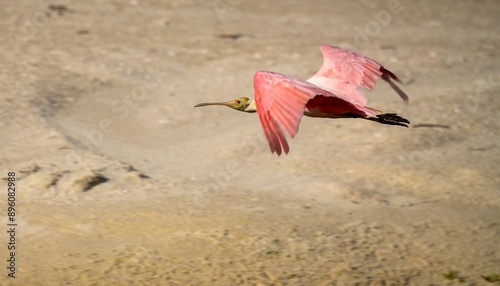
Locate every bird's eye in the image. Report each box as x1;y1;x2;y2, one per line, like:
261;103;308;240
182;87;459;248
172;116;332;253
236;100;241;105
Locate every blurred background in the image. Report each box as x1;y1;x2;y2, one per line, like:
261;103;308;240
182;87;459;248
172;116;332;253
0;1;499;285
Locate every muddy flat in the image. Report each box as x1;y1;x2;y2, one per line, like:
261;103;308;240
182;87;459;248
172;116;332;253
0;1;499;285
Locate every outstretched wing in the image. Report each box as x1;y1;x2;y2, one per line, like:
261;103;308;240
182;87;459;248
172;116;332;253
254;70;351;156
307;45;409;106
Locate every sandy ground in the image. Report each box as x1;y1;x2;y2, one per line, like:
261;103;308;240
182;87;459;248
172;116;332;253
0;0;499;285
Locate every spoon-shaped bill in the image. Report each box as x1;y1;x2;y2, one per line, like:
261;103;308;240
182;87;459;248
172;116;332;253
194;101;232;108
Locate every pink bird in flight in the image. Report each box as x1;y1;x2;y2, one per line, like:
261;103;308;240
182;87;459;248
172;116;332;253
195;45;409;156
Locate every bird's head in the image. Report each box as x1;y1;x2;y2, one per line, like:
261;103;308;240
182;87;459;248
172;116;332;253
194;97;255;112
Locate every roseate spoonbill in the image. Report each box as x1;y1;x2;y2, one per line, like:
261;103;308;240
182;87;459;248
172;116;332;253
195;45;410;156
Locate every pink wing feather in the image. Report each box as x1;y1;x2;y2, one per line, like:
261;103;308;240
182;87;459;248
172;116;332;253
254;45;408;156
254;70;370;155
307;45;409;104
254;71;320;155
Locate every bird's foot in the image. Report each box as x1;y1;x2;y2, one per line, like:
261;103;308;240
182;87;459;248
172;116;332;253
376;113;410;127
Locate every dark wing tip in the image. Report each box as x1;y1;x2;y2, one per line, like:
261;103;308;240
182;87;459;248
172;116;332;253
380;67;402;84
380;67;409;102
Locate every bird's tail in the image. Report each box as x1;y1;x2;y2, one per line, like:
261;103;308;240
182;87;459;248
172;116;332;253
363;107;410;127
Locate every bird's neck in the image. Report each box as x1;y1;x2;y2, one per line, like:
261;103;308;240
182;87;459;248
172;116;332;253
243;99;257;113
